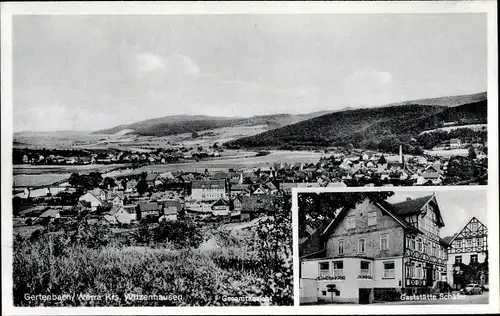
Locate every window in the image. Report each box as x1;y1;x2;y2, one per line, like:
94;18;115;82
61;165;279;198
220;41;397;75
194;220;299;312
438;248;442;259
416;263;423;279
456;240;462;249
455;256;462;265
368;212;377;226
477;238;483;247
380;234;388;251
338;240;344;254
417;238;422;252
410;238;416;250
466;239;472;247
471;222;478;231
358;238;366;253
360;261;370;275
347;216;355;229
384;262;395;278
319;262;330;276
470;254;478;264
333;261;344;276
432;246;436;257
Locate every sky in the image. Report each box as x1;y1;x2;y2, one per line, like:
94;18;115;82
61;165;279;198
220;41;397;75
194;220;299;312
12;14;487;132
387;189;488;238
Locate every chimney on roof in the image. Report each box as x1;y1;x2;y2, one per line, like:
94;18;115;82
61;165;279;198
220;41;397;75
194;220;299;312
406;197;412;201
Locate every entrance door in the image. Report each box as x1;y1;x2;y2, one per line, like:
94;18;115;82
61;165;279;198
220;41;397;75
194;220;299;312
426;265;433;287
359;288;371;304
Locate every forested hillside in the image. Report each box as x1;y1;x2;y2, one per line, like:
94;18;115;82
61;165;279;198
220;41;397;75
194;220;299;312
225;100;487;153
95;112;331;137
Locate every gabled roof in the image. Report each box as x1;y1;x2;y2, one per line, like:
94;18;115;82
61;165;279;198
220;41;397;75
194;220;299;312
89;188;105;197
108;205;125;215
39;209;60;218
375;200;422;232
264;181;278;191
320;198;422;238
137;202;160;212
163;200;182;214
230;184;248;191
390;194;445;227
81;190;104;203
191;179;226;189
391;195;434;216
212;198;230;207
107;191;124;200
212;171;229;180
448;217;488;245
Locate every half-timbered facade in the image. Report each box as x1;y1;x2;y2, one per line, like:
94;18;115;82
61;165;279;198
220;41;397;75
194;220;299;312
446;217;488;289
299;194;448;304
391;195;448;289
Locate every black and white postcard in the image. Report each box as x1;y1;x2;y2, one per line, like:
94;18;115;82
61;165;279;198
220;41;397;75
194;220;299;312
1;1;498;315
297;187;488;306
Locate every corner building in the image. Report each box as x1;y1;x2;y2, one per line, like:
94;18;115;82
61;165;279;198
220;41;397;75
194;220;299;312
300;194;448;304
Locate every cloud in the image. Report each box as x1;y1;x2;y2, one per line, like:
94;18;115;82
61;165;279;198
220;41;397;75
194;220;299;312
166;53;200;81
136;53;165;72
347;68;393;86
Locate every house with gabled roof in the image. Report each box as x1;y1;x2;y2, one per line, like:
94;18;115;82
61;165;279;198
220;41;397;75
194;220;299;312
251;185;268;196
445;217;488;290
107;191;125;206
135;202;161;221
299;193;448;304
36;209;61;223
417;165;443;185
103;205;135;225
159;200;181;222
78;188;106;211
230;184;250;197
211;198;231;216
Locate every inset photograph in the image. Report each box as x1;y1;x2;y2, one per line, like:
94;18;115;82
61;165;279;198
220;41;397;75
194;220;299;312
298;188;488;305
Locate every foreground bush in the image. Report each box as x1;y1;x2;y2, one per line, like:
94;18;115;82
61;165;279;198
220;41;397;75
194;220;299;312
14;237;266;306
13;195;293;306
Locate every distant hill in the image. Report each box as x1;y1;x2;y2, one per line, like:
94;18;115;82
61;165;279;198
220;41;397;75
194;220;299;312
224;100;487;152
388;92;486;107
94;112;334;137
14;130;92;137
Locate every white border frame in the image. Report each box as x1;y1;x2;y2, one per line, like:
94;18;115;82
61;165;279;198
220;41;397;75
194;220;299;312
292;185;498;314
1;1;498;315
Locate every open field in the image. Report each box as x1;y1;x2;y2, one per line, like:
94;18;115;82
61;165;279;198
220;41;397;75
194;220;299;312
170;125;269;147
424;149;469;157
131;150;328;174
13;164;127;187
419;124;487;135
13;164;126;175
14;124;270;151
13;173;72;187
